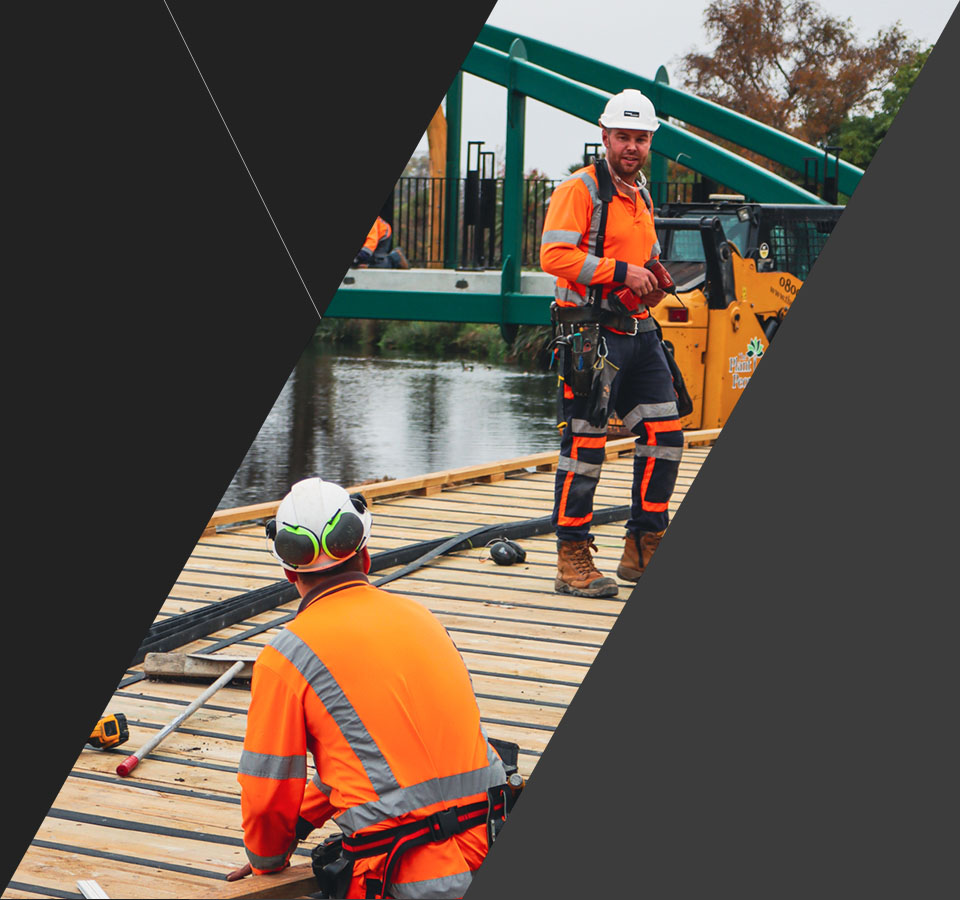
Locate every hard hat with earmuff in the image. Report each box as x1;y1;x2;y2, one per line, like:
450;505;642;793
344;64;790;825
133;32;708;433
266;478;372;572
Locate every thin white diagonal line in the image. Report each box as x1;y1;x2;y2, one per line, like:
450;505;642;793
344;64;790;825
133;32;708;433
162;1;321;320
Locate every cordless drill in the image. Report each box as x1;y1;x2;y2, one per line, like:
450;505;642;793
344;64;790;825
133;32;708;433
645;259;685;307
610;260;685;312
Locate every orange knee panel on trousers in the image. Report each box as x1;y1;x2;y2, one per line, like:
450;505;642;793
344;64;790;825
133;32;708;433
639;419;682;512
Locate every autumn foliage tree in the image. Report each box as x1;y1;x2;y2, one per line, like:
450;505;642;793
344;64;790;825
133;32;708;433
678;0;918;147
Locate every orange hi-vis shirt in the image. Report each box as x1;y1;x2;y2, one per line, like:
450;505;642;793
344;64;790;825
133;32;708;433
237;571;505;898
540;163;661;312
362;217;392;253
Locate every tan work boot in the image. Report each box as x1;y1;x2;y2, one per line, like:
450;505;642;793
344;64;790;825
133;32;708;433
555;539;619;598
389;248;410;269
617;530;665;581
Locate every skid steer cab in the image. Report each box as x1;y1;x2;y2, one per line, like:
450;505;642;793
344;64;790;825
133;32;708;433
608;199;844;434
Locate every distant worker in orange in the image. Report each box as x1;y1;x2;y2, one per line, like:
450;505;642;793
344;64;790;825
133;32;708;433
353;215;410;268
227;477;509;899
540;89;683;598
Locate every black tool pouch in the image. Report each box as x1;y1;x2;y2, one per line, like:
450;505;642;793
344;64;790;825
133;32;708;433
556;321;600;398
653;320;694;418
586;338;619;428
311;835;354;899
664;345;693;418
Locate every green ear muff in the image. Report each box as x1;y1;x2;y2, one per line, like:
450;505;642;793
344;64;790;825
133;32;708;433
321;509;365;560
274;524;321;568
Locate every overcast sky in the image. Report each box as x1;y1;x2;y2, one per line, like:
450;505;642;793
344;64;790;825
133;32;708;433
413;0;955;179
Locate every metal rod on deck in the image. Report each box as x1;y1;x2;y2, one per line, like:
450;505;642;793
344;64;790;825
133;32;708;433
116;659;246;776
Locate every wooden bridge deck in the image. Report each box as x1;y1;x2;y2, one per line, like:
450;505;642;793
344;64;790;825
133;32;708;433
5;435;715;899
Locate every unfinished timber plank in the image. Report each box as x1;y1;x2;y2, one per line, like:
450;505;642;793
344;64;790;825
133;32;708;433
196;863;318;899
204;431;715;532
10;844;228;899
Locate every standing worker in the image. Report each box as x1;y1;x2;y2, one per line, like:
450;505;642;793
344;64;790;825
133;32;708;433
353;215;410;268
540;89;683;598
228;477;507;898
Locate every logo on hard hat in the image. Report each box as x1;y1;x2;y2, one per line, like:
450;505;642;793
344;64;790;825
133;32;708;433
624;110;640;117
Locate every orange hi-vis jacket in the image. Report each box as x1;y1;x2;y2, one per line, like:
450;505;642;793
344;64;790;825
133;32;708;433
540;163;661;314
238;571;506;899
363;217;392;253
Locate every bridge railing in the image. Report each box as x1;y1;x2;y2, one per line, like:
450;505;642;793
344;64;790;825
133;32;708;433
389;175;700;269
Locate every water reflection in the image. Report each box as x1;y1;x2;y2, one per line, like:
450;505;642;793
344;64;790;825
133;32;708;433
219;343;558;509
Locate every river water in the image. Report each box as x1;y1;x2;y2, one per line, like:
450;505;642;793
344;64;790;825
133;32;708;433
218;343;559;509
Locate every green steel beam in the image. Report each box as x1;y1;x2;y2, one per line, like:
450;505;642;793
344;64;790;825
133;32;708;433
650;66;669;204
443;73;462;269
500;39;527;344
463;44;825;204
502;39;527;291
326;289;552;325
477;24;863;198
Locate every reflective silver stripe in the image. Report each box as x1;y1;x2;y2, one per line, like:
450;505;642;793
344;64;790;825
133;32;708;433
335;759;506;836
479;724;501;769
622;402;679;431
238;750;307;781
651;239;662;257
557;456;603;479
573;169;601;203
576;253;601;285
570;418;608;435
312;771;332;795
639;186;654;216
575;170;605;263
542;229;582;244
635;444;684;461
270;629;400;795
244;834;297;871
555;284;590;307
390;870;475;899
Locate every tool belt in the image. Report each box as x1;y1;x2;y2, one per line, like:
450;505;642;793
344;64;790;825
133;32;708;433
311;834;355;899
552;301;644;336
311;790;514;900
549;304;626;430
550;302;693;422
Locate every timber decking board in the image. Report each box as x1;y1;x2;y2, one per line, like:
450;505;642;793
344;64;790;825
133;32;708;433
8;444;711;899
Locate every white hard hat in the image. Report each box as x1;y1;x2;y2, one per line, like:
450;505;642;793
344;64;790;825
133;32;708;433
266;477;372;572
599;89;660;132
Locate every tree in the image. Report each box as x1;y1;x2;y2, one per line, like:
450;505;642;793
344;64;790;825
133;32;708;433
402;152;432;177
832;45;933;168
678;0;919;147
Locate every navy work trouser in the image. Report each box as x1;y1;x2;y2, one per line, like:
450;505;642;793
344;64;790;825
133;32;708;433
552;328;683;542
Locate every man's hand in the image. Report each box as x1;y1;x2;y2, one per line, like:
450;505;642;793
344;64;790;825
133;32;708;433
642;288;667;308
623;263;658;297
226;863;252;882
226;858;292;881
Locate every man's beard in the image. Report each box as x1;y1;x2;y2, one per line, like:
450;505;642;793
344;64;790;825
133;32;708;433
610;153;644;181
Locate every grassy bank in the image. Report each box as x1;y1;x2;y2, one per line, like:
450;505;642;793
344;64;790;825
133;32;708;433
315;319;552;369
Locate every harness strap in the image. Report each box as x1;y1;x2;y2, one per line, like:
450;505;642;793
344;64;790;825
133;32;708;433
342;797;504;900
588;161;614;306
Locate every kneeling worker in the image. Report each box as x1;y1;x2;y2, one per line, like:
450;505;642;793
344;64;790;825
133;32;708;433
228;477;506;899
354;215;410;268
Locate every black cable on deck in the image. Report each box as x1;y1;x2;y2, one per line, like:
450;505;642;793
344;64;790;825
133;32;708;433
131;503;631;664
